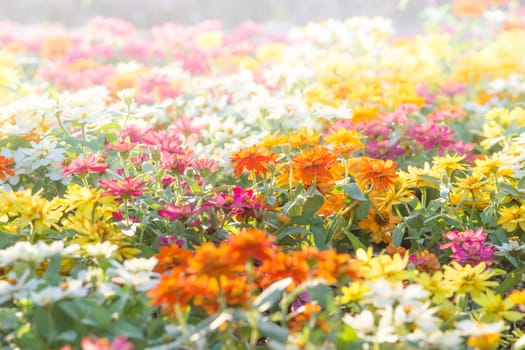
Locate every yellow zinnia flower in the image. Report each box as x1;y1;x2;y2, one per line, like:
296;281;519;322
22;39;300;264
473;291;524;322
497;204;525;232
415;271;455;303
0;189;63;235
432;154;467;173
338;282;369;305
443;262;498;298
359;253;411;281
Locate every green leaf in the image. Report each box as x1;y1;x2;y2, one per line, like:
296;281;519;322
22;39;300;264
354;201;370;221
57;300;81;320
16;323;47;350
417;175;441;187
76;299;111;329
254;278;292;312
0;232;20;249
500;183;519;197
43;254;62;285
34;306;58;343
325;215;344;247
54;330;77;343
310;222;326;249
307;284;335;311
496;270;523;295
334;324;358;350
142;161;155;173
113;321;143;339
257;317;288;343
302;195;324;216
392;223;406;247
344;231;366;251
0;308;20;330
276;226;310;241
343;183;367;202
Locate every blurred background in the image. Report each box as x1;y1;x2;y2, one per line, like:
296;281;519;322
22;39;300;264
0;0;450;34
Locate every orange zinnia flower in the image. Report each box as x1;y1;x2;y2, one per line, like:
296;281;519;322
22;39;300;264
258;251;310;289
227;228;275;264
187;242;243;277
154;244;193;273
314;250;361;284
288;303;323;333
292;146;342;185
358;209;401;244
149;267;209;312
230;145;278;177
352;157;398;192
318;193;345;217
0;156;15;181
193;275;250;314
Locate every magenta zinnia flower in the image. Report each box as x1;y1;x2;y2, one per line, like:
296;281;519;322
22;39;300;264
99;177;146;198
440;227;496;265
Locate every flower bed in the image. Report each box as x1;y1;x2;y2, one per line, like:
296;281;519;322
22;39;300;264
1;1;525;349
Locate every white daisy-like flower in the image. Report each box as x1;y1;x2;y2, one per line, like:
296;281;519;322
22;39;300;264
495;240;525;253
85;242;119;258
455;319;504;336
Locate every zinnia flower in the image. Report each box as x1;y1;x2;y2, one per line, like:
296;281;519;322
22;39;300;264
440;228;496;265
292;146;341;185
62;154;108;177
230;145;278;178
352;157;398;192
0;155;15;180
98;177;146;198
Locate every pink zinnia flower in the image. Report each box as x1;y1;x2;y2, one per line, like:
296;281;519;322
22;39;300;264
408;123;455;151
99;177;146;198
193;158;219;177
105;141;137;153
160;150;192;174
62;154;108;177
80;335;134;350
158;203;204;221
206;186;264;220
440;227;496;265
158;234;185;247
439;82;467;97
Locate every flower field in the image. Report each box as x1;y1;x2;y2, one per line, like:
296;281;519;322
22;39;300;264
2;1;525;349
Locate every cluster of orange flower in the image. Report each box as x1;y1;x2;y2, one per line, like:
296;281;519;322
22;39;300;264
149;228;361;314
229;129;403;244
